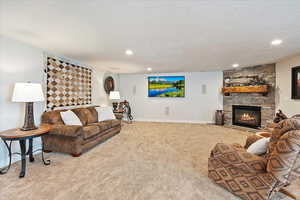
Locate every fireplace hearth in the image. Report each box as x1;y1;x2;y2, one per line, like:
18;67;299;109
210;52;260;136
232;105;261;129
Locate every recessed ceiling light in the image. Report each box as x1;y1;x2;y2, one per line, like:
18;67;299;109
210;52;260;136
125;49;133;55
147;67;152;71
232;63;239;68
271;39;282;45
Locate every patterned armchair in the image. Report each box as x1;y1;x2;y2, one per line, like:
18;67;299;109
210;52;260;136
208;118;300;200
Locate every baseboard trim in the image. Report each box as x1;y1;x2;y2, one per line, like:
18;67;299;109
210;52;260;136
133;118;214;124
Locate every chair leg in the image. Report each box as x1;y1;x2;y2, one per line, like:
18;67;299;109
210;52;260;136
71;153;81;157
280;188;297;200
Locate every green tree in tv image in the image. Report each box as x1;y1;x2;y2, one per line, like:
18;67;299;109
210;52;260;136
148;77;185;97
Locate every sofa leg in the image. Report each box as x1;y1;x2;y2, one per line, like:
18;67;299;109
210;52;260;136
43;150;52;153
71;153;81;157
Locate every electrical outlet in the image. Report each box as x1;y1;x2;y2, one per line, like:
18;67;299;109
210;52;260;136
165;106;170;116
202;84;207;94
133;85;136;95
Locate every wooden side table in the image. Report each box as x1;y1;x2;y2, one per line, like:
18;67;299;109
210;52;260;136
0;125;51;178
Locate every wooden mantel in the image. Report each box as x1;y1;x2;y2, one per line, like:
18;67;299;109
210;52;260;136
222;85;268;96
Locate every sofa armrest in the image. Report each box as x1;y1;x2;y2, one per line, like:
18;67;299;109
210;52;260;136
47;124;83;138
210;143;267;174
267;130;300;185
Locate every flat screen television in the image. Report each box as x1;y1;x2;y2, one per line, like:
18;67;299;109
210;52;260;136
148;76;185;97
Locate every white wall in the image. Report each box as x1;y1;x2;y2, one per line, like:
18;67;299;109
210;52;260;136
118;72;223;123
0;36;110;168
276;53;300;116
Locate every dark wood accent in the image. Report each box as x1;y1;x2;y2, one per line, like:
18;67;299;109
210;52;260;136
71;153;81;157
43;150;52;153
222;85;268;96
104;76;115;94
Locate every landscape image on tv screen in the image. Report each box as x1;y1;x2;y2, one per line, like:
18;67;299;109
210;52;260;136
148;76;185;97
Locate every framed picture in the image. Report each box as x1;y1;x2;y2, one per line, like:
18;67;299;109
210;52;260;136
291;66;300;99
148;76;185;97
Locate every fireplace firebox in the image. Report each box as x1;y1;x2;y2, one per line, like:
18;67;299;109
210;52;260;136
232;105;261;129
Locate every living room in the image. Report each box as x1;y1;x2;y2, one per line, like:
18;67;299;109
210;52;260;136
1;1;300;200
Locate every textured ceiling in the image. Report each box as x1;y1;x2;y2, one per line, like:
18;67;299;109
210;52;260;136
1;0;300;73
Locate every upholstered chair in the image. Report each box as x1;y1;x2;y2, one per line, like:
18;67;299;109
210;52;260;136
208;118;300;200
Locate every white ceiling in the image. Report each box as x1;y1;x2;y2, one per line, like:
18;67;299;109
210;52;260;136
1;0;300;73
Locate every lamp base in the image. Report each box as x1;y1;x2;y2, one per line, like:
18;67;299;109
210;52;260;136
21;102;37;131
20;127;37;131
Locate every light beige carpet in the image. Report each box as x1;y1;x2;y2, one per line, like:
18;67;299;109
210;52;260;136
0;122;299;200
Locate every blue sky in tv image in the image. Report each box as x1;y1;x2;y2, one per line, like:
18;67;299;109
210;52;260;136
148;76;185;83
148;76;185;97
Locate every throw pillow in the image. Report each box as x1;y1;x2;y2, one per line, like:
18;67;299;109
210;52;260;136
60;110;82;125
247;137;270;155
96;106;116;121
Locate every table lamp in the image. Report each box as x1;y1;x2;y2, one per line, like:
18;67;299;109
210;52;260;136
109;91;120;112
12;83;45;131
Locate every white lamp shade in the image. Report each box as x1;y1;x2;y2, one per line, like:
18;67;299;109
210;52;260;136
12;83;45;102
109;91;120;100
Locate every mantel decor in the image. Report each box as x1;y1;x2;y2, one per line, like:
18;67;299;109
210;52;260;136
291;66;300;99
46;57;92;110
222;85;268;96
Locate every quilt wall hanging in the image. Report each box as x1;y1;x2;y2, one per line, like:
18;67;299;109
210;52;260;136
46;56;92;110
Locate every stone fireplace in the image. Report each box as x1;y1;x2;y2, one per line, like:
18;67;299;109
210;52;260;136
223;64;275;128
232;105;261;129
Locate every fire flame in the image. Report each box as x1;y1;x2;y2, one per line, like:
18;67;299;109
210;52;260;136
240;113;255;121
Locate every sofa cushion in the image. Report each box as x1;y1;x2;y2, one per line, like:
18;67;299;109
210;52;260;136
87;106;98;122
60;110;82;125
42;110;66;125
89;121;111;132
82;125;101;140
72;108;96;126
247;137;270;155
100;119;121;128
49;125;83;137
96;107;116;121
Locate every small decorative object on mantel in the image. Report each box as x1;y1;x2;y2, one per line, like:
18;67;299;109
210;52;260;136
12;83;45;131
224;75;266;87
291;66;300;99
104;76;115;94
